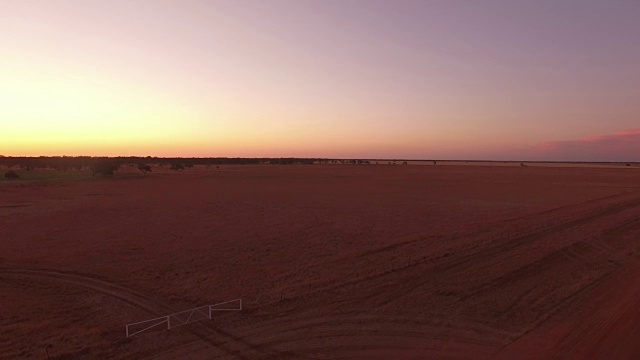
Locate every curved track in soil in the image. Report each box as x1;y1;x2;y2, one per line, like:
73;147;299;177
2;167;640;359
153;192;640;359
0;269;298;359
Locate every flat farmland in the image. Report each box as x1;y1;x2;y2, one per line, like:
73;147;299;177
1;164;640;359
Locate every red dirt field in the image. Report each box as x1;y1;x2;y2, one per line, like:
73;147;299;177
1;164;640;359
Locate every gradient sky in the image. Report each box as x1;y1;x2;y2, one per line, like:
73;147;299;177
1;0;639;160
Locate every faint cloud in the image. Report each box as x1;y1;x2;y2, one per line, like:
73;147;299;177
527;129;640;162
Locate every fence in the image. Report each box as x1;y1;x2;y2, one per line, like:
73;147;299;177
125;299;242;337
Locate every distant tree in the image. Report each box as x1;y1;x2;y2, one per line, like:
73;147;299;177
170;163;185;171
91;161;118;176
4;170;19;179
138;164;152;173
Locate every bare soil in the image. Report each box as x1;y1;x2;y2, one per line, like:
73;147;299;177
1;164;640;359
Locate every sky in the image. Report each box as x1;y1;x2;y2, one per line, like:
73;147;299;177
1;0;639;161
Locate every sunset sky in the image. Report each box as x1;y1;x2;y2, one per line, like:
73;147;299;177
1;0;639;161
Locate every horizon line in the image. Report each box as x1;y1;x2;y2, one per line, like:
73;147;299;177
0;155;638;164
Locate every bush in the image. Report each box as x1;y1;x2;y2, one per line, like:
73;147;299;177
170;163;185;171
91;161;118;176
4;170;19;179
138;164;152;173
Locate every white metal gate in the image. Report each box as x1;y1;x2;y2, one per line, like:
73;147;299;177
125;299;242;337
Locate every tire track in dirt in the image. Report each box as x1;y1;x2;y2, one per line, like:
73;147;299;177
8;194;639;359
227;193;639;319
429;197;640;273
488;205;640;357
237;312;508;339
235;320;499;354
220;194;640;359
230;311;511;338
314;196;640;301
379;196;640;345
548;260;640;360
258;194;637;308
154;195;640;359
160;313;504;360
254;195;640;315
0;269;300;360
342;192;636;269
462;199;640;314
492;266;624;360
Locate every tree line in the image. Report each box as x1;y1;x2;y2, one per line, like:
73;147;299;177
0;156;380;176
0;156;322;170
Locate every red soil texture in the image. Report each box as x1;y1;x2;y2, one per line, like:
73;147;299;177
1;164;640;359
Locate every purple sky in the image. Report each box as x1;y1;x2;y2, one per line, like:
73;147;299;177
1;0;639;160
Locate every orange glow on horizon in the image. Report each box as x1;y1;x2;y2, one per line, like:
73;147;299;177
1;1;639;161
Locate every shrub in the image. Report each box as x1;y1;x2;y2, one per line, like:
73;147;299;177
4;170;19;179
138;164;152;173
91;161;118;176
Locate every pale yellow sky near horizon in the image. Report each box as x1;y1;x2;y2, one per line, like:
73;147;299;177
1;1;639;161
